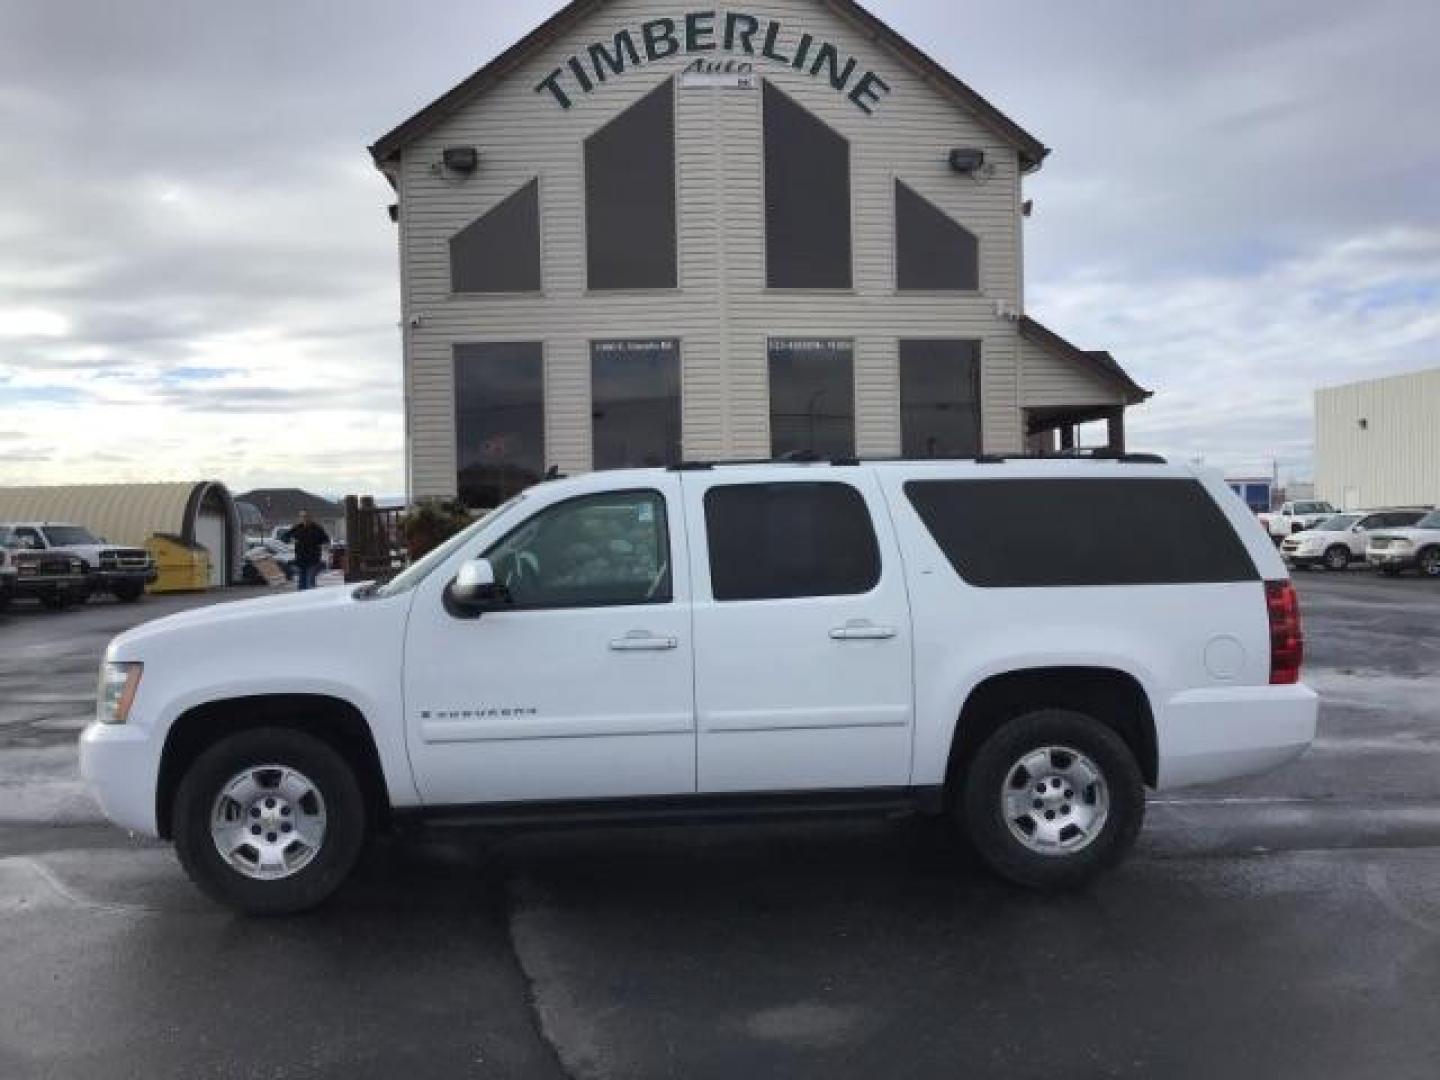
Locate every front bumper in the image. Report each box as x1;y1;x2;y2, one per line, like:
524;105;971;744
12;572;90;600
92;568;159;587
79;721;161;836
1156;683;1318;790
1281;552;1325;568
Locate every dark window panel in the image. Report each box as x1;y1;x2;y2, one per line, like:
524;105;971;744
450;180;541;294
895;180;978;291
768;338;855;458
453;342;545;509
900;339;982;458
586;79;677;290
905;479;1259;588
764;81;852;289
705;482;880;601
592;339;682;469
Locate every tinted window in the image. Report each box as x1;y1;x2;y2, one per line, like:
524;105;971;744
705;482;880;601
901;340;981;457
1385;511;1425;527
450;179;541;293
1418;511;1440;529
454;343;544;509
895;180;978;291
484;490;671;608
764;82;851;289
769;338;854;458
586;79;677;290
592;339;681;469
905;478;1258;587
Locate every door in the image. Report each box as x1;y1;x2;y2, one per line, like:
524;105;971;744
403;481;696;806
194;510;226;586
684;471;915;793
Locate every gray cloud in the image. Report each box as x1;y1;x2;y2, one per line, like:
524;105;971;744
1;0;1437;492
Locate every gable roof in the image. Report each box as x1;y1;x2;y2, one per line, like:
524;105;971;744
1018;317;1153;405
369;0;1049;171
237;488;344;523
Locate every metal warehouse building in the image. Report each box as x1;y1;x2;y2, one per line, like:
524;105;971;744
370;0;1151;507
0;482;242;586
1315;367;1440;510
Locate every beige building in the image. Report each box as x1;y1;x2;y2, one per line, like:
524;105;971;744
1315;367;1440;510
370;0;1150;506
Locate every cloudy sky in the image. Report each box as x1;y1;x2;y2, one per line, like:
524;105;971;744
2;0;1437;495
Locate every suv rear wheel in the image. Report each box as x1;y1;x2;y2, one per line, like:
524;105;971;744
173;727;366;915
960;709;1145;890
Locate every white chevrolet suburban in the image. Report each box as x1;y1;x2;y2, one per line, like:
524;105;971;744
80;459;1317;913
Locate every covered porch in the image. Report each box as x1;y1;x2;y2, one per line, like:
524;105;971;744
1017;317;1152;455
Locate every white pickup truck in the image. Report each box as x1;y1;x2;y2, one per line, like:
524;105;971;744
1257;500;1337;542
81;459;1317;913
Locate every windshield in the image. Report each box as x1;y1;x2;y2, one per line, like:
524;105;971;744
1316;514;1360;532
370;496;526;599
42;525;99;546
1417;511;1440;530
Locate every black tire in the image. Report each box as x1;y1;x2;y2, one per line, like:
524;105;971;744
1420;547;1440;579
40;591;74;610
959;709;1145;890
173;727;367;915
1324;545;1351;572
112;580;145;603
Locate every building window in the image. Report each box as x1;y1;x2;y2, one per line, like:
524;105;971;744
592;339;681;469
704;482;881;601
768;338;855;458
450;179;541;293
585;79;677;290
454;342;544;509
900;339;981;457
895;180;978;291
764;82;852;289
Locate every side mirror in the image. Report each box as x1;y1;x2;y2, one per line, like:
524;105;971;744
448;557;507;616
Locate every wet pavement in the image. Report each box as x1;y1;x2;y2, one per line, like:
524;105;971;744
1;573;1438;1078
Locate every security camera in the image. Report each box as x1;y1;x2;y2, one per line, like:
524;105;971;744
406;313;424;329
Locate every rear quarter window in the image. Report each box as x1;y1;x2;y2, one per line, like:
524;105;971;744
904;478;1259;587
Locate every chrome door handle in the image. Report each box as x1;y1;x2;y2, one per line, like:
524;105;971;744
829;622;898;641
609;631;679;652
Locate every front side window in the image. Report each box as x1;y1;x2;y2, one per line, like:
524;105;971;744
1417;511;1440;530
900;339;981;458
454;342;545;509
764;82;852;289
705;482;880;601
768;338;855;458
450;179;541;294
14;527;44;548
592;339;681;469
41;525;98;546
585;79;677;290
484;490;671;608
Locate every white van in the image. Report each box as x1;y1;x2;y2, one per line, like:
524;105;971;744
81;459;1316;913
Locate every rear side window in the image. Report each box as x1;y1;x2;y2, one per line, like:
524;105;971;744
705;482;880;601
905;478;1258;587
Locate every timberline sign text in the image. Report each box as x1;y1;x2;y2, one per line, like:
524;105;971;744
535;10;892;114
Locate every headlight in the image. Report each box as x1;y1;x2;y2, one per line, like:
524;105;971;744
97;662;143;725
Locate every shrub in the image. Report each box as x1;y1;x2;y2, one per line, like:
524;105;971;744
399;499;472;561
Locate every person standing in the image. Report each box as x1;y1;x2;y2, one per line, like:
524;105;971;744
283;510;330;591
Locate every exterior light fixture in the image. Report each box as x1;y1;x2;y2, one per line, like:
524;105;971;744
442;146;479;173
949;148;985;174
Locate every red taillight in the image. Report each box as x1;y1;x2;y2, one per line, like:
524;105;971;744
1265;580;1304;685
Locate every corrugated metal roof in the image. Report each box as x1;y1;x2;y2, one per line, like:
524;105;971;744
0;482;210;548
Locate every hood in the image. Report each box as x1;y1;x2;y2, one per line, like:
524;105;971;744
1288;529;1344;542
109;585;357;657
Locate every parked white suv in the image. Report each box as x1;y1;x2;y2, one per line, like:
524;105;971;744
1257;500;1337;541
80;460;1316;913
1367;510;1440;577
1281;509;1429;571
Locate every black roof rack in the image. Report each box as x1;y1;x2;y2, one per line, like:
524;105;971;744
667;452;1167;471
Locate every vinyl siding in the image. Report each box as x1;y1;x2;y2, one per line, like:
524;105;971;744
1314;367;1440;510
395;0;1033;499
1018;335;1126;409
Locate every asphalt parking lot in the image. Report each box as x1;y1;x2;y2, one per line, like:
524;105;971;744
2;573;1438;1079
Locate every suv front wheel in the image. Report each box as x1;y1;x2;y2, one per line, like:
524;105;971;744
960;709;1145;890
173;728;366;915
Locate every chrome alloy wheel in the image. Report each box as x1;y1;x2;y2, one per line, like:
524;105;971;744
1001;746;1110;855
210;765;327;880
